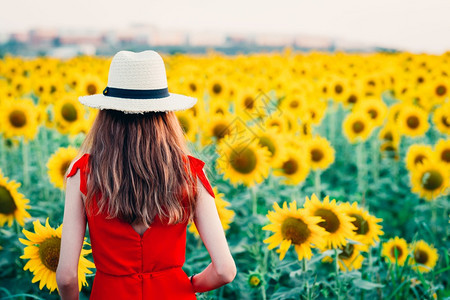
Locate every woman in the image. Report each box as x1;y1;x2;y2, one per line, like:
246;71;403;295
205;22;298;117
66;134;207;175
56;50;237;299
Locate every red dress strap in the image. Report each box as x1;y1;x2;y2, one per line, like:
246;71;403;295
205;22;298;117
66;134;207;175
187;155;215;199
66;153;90;196
66;153;215;199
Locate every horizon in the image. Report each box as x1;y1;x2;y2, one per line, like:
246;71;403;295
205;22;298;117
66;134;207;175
2;0;450;54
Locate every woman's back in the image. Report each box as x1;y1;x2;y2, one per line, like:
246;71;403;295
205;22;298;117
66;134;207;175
56;50;236;299
65;153;215;299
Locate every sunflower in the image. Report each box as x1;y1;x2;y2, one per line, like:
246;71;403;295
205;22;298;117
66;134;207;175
262;113;290;134
234;89;267;122
322;242;369;272
0;98;39;141
380;142;400;161
207;75;229;99
434;138;450;169
216;133;271;187
251;126;288;167
53;94;87;135
189;187;234;236
47;146;79;189
340;202;384;246
381;237;409;266
342;111;375;144
397;105;429;137
428;78;449;102
262;200;328;261
248;272;262;288
355;98;388;127
175;109;198;143
405;144;435;172
202;113;235;145
303;194;357;249
410;159;449;201
409;240;439;273
78;74;104;97
305;135;335;171
0;170;31;227
279;94;307;117
19;218;95;292
305;100;327;125
209;101;230;116
272;146;310;186
387;102;406;125
378;123;401;149
432;103;450;135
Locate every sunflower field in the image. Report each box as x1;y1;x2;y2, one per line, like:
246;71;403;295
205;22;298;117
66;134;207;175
0;49;449;299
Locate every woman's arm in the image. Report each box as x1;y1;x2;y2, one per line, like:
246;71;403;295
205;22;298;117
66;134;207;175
56;168;87;299
190;174;237;293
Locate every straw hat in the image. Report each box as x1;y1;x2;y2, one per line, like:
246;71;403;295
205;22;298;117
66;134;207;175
79;50;197;113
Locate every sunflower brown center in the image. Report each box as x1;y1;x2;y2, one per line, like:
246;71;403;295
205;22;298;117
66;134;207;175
335;84;343;94
368;109;378;119
406;116;420;129
244;97;254;109
347;94;357;104
282;159;298;175
349;213;369;235
435;85;446;96
60;160;72;177
442;116;450;127
352;121;365;134
383;132;393;141
178;116;190;133
212;83;222;95
258;136;275;157
229;147;257;174
441;149;450;162
303;124;309;135
390;245;403;259
213;123;230;140
311;149;324;162
38;237;61;272
189;83;197;92
0;186;17;214
338;243;354;260
281;217;311;245
414;249;428;264
87;83;97;95
414;155;426;165
9;110;27;128
61;103;78;122
314;208;340;233
421;170;443;190
290;100;299;108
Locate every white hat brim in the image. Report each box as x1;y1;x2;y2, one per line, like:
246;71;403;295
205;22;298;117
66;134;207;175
79;92;197;113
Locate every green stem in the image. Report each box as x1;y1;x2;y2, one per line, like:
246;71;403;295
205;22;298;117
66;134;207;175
335;248;341;300
251;185;258;215
371;137;379;186
314;169;322;198
303;258;311;300
22;139;30;187
356;142;365;194
329;101;336;143
261;284;267;300
0;134;5;171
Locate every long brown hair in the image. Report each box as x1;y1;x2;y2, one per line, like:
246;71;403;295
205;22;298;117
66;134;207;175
79;109;198;226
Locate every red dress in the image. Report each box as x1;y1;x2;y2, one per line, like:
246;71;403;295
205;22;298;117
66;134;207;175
66;153;216;300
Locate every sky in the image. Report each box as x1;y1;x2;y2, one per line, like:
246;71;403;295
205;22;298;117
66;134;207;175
1;0;450;54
